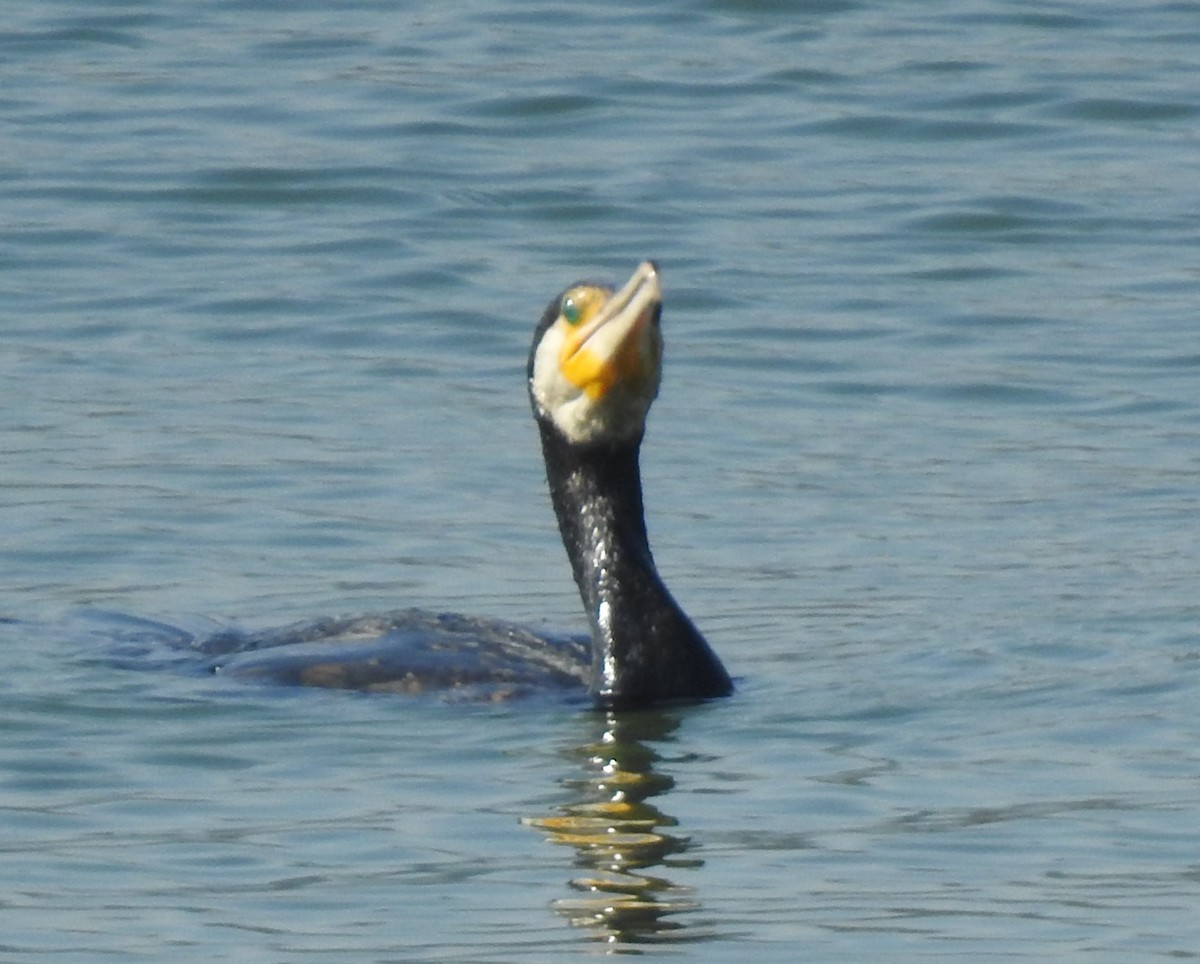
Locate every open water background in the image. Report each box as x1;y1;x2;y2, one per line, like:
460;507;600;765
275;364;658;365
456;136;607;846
3;0;1199;959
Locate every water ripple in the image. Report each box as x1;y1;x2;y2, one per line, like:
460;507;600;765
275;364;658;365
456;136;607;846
3;0;1199;959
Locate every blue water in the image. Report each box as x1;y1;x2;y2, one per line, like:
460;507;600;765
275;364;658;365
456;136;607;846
3;0;1199;959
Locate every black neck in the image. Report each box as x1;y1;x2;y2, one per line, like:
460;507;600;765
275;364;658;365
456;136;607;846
536;420;733;708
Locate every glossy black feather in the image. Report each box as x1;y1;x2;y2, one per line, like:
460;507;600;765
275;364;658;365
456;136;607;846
528;286;733;708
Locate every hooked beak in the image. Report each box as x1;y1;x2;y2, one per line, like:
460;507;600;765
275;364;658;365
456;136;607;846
560;261;661;400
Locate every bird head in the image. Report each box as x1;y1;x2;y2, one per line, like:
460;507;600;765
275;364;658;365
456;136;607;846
528;260;664;446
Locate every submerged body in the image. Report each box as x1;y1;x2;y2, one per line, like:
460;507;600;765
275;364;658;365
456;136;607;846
202;609;590;702
206;263;732;708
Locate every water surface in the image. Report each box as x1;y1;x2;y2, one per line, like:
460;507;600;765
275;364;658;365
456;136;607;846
3;0;1199;959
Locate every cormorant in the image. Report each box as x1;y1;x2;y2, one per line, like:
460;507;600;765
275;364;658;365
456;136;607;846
205;261;732;709
528;260;732;707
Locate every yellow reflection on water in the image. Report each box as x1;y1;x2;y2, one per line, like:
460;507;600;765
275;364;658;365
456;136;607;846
523;711;709;947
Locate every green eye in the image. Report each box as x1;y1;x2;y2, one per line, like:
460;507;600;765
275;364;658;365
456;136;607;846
561;296;581;325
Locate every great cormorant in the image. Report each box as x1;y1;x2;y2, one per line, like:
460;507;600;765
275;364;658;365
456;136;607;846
528;260;732;707
205;262;732;709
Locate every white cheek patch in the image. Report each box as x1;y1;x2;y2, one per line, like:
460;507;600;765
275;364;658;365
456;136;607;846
530;324;582;427
530;333;603;444
530;323;656;446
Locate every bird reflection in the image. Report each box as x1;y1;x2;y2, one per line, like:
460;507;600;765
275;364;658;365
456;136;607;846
523;710;710;946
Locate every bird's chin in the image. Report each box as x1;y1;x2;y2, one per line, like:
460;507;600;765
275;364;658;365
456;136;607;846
542;388;650;448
